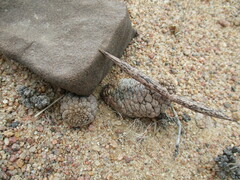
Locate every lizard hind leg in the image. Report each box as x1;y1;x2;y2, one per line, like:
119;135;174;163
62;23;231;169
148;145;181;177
170;104;182;158
157;104;182;158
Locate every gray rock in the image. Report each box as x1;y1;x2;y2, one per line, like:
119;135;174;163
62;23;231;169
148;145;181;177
0;0;136;95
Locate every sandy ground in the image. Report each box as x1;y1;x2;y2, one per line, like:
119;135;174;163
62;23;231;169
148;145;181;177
0;0;240;179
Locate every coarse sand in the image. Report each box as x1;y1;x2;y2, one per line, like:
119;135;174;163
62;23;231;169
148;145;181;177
0;0;239;179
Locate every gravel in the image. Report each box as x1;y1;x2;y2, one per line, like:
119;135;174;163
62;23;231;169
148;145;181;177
0;0;239;179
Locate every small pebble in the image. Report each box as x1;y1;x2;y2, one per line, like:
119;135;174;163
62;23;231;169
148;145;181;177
29;146;36;153
9;136;17;144
124;156;133;163
11;143;20;151
16;159;25;168
232;112;240;121
217;19;230;27
10;155;18;162
4;138;9;146
3;131;14;137
52;139;58;145
3;99;8;104
36;125;44;132
109;140;118;149
94;160;101;166
223;102;231;109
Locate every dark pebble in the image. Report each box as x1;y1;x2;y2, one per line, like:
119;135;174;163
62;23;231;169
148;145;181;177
231;86;236;92
223;102;231;109
9;121;21;128
182;112;191;122
134;61;140;66
22;99;32;108
223;148;232;156
232;146;240;153
17;86;35;98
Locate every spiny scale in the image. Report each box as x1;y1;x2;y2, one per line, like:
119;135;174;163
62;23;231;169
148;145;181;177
101;78;175;118
60;93;98;128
